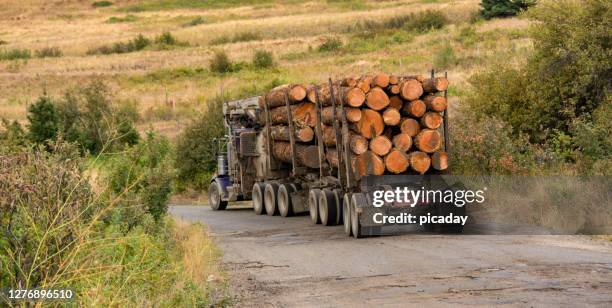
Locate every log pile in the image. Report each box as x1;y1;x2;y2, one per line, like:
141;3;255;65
259;72;449;177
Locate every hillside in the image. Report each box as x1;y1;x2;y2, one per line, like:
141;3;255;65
0;0;531;139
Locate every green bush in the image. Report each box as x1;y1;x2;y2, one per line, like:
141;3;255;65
402;10;448;32
175;95;225;189
465;0;611;174
210;31;262;45
106;14;137;23
0;119;27;150
318;37;343;52
183;16;205;27
92;1;113;7
0;48;31;60
35;46;63;58
209;50;233;73
252;50;274;69
27;95;59;145
433;42;458;69
87;34;150;55
155;31;178;45
480;0;536;20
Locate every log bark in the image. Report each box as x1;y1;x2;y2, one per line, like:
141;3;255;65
307;85;365;107
392;133;412;152
414;129;442;153
423;95;447;112
353;109;384;139
385;149;410;174
321;106;361;125
369;135;392;156
400;118;420;137
260;84;307;108
269;102;316;127
352;151;385;177
365;87;390;111
408;151;431;174
371;73;390;88
431;151;448;171
402;100;426;117
399;79;424;101
326;148;340;168
269;125;314;142
422;77;449;93
349;133;369;155
321;125;336;146
382;107;401;126
272;142;320;169
421;112;443;129
341;77;357;88
388;95;403;110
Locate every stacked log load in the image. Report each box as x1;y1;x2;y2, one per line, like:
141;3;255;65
258;73;449;177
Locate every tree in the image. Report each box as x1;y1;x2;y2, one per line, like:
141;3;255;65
480;0;536;19
27;95;59;145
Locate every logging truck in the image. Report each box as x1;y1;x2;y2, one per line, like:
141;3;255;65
208;71;465;238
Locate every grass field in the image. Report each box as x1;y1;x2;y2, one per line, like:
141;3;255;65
0;0;531;139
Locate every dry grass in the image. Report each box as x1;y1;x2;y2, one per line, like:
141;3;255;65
0;0;533;138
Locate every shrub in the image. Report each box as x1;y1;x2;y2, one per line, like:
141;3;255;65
318;37;343;52
183;16;205;27
106;14;137;23
35;46;62;58
27;95;59;145
175;95;225;189
209;50;233;73
252;50;274;69
87;34;150;55
0;48;31;60
433;42;458;69
155;31;177;45
402;10;448;32
0;39;7;45
0;119;27;150
480;0;536;20
465;0;611;174
210;31;262;45
92;1;113;7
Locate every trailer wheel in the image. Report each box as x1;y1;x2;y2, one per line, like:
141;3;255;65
351;193;367;238
264;183;280;216
343;193;352;236
308;189;322;224
318;189;337;226
252;182;266;215
278;184;296;217
333;189;343;225
209;182;228;211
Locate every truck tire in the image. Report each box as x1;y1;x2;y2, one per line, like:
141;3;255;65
351;193;367;238
318;189;337;226
308;189;322;224
343;193;352;236
333;189;343;225
264;183;280;216
252;182;266;215
278;184;296;217
209;182;228;211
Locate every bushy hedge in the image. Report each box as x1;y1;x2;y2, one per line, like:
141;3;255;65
459;0;611;175
480;0;536;19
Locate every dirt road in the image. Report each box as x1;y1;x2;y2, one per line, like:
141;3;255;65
170;204;612;307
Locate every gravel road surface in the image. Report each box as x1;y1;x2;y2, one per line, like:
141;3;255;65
170;204;612;307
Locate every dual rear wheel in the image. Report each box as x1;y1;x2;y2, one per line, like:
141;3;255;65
253;182;296;217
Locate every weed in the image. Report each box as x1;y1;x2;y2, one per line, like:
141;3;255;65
210;31;262;45
318;37;343;52
92;1;113;7
106;14;137;23
35;46;63;58
252;50;274;69
0;48;31;60
209;50;233;73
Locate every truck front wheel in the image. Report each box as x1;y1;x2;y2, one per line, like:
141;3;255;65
209;182;228;211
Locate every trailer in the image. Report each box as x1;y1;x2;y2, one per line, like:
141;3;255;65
208;71;464;238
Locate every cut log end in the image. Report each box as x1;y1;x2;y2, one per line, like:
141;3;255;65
421;112;443;129
431;151;448;171
400;118;421;137
402;100;426;118
355;109;385;139
371;73;390;88
345;87;366;107
388;95;403;110
392;133;412;152
365;87;390;111
385;149;409;174
400;79;424;101
349;133;369;155
352;151;385;177
289;85;307;102
369;135;392;156
409;151;431;174
382;107;401;126
423;95;448;112
422;77;449;93
415;129;442;153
